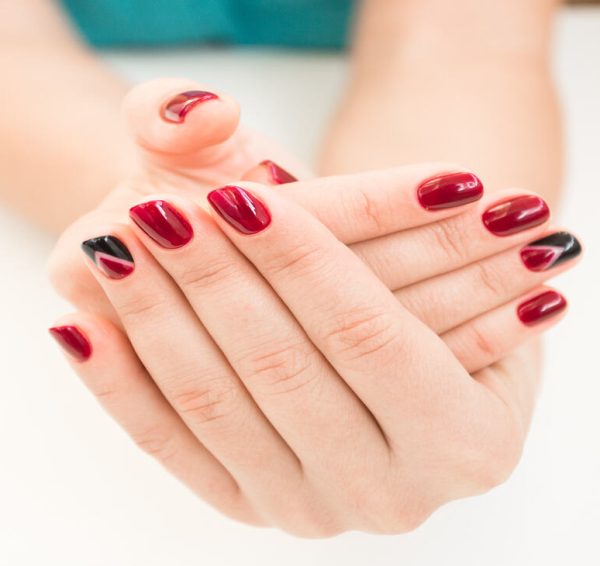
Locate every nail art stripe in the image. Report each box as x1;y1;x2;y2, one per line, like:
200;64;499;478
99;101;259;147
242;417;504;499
81;235;134;279
520;232;581;272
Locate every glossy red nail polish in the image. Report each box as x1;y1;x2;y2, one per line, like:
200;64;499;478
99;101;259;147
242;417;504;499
260;160;298;184
49;325;92;361
483;195;550;236
207;185;271;235
162;90;219;123
417;172;483;211
517;290;567;326
129;200;193;249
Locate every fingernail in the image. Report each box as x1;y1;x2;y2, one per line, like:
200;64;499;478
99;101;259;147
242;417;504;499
129;200;193;249
483;195;550;237
517;290;567;326
207;185;271;235
81;235;134;279
162;90;219;123
260;160;298;184
417;172;483;211
520;231;582;272
49;325;92;362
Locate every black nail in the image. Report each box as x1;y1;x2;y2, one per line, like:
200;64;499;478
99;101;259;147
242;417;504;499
81;235;135;279
520;231;582;272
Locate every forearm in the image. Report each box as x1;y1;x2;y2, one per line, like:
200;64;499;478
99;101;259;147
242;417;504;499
0;0;135;232
319;0;562;206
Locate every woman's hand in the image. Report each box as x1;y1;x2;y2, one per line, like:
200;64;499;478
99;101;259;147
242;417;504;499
49;179;579;536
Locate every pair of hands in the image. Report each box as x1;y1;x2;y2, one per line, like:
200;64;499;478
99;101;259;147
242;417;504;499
48;79;580;536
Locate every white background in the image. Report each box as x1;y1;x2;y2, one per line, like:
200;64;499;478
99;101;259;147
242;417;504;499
1;8;599;566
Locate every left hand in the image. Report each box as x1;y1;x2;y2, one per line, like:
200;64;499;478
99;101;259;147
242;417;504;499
50;182;573;536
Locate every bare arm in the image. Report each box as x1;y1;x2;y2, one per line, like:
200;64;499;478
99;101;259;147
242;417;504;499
319;0;562;206
0;0;134;232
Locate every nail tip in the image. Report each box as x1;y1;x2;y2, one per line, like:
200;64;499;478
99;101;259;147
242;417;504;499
162;90;219;123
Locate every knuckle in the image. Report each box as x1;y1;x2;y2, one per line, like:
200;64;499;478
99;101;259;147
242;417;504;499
264;242;328;278
178;258;238;291
459;414;524;493
243;340;320;397
468;322;499;361
351;185;390;235
426;218;469;263
170;377;241;426
130;425;180;465
325;306;399;362
283;520;344;539
477;423;524;491
117;294;167;324
352;483;432;534
472;261;504;298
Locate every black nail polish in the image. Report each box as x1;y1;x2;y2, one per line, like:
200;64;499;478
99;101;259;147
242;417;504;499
81;235;135;279
520;231;582;272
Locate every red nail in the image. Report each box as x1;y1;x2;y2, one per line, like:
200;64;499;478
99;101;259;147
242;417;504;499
207;186;271;235
517;290;567;326
129;200;193;249
483;195;550;237
162;90;219;123
49;325;92;362
417;172;483;211
260;160;298;184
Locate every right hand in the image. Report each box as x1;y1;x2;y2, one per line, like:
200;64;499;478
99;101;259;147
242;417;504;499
50;177;579;535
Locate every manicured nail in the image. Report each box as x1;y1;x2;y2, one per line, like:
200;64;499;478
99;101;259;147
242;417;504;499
260;160;298;184
129;200;193;249
49;325;92;362
207;185;271;235
517;290;567;326
483;195;550;237
81;235;134;279
520;231;582;272
162;90;219;123
417;172;483;211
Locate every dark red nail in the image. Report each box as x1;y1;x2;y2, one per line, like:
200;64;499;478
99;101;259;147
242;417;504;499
129;200;193;249
162;90;219;123
260;160;298;184
520;231;582;272
517;290;567;326
417;172;483;211
49;325;92;362
483;195;550;237
207;185;271;235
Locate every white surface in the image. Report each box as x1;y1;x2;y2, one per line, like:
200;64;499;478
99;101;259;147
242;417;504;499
1;8;599;566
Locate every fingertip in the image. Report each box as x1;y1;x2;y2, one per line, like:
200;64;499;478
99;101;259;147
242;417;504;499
123;78;241;156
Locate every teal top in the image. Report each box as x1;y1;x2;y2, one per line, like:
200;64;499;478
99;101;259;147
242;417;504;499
61;1;355;49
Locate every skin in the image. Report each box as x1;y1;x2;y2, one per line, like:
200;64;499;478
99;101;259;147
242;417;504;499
0;0;575;535
49;81;580;535
55;178;575;535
